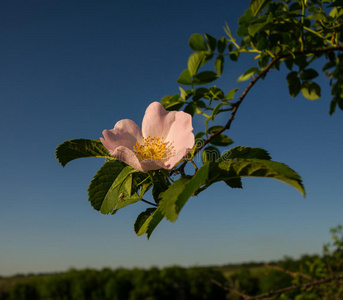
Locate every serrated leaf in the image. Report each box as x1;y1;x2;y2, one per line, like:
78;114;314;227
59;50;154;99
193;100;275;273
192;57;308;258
210;158;305;196
215;55;224;76
202;146;220;163
56;139;110;167
176;69;193;85
189;33;208;51
221;146;271;160
159;163;210;222
152;172;171;203
188;52;207;77
100;166;138;214
88;160;126;211
301;81;321;100
135;207;164;238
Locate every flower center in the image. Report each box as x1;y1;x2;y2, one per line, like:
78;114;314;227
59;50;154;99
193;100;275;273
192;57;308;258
133;136;174;162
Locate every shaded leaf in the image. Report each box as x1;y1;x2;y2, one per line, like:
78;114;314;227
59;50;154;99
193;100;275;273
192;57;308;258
134;207;164;239
210;158;305;196
225;178;243;189
56;139;110;167
217;37;228;53
205;33;216;51
193;71;218;85
300;69;319;80
250;0;270;16
202;146;220;163
189;33;208;51
100;166;138;214
159;163;210;221
210;134;234;146
88;160;126;211
286;71;301;97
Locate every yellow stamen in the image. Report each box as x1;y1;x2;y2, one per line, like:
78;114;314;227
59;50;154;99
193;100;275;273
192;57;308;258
133;136;174;162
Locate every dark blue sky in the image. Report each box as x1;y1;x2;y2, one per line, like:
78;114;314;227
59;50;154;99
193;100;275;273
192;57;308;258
1;0;342;276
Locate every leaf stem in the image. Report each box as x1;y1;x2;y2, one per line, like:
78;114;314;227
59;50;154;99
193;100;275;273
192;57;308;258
141;198;158;207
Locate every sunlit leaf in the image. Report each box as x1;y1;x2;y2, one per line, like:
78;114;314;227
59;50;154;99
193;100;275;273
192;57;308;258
301;81;321;100
159;163;210;222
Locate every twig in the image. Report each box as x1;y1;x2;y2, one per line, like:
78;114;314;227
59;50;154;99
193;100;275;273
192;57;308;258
172;45;343;175
211;274;343;300
141;199;157;207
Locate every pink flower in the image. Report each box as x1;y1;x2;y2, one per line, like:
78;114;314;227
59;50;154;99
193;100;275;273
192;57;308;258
100;102;194;173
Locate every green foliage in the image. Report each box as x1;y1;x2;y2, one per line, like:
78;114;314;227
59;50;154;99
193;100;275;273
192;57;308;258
55;139;110;167
56;0;343;237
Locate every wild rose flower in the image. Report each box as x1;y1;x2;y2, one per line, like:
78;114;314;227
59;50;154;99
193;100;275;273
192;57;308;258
100;102;194;173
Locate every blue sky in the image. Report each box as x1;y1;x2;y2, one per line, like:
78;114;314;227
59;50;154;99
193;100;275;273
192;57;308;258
1;0;342;276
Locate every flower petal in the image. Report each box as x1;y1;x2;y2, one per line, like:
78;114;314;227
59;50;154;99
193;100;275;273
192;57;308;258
100;119;142;153
111;146;145;172
165;111;194;166
141;102;178;138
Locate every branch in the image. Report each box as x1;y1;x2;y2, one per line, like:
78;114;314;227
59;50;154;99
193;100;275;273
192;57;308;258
172;45;343;176
196;45;343;154
211;274;343;300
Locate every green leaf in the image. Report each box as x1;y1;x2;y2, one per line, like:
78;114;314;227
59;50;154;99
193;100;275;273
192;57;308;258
202;146;220;164
189;33;208;51
56;139;110;167
225;88;239;100
300;69;319;80
188;52;206;77
100;166;138;214
184;102;197;116
160;95;184;111
327;0;343;7
159;163;210;222
215;55;224;76
225;178;243;189
237;67;260;82
205;33;216;51
134;207;164;238
250;0;270;16
286;71;301;97
217;37;228;53
248;22;266;37
88;160;126;211
222;146;271;160
152;171;171;203
301;81;321;100
211;103;224;120
193;71;218;85
176;69;193;85
210;134;234;147
210;158;305;196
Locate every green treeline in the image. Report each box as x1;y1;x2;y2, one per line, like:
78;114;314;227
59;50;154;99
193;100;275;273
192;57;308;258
0;266;227;300
1;225;342;300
